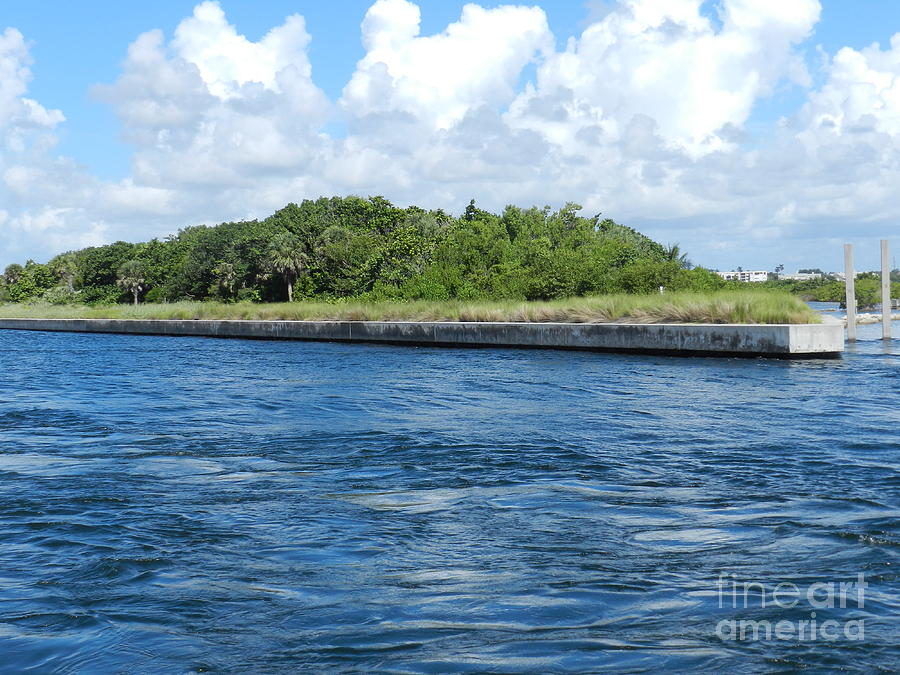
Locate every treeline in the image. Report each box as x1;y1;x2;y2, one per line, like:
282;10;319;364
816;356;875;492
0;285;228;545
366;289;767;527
805;275;900;307
0;196;726;305
760;276;840;301
764;274;900;307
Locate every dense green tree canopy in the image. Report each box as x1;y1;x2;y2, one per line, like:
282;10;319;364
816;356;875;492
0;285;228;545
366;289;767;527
0;196;724;305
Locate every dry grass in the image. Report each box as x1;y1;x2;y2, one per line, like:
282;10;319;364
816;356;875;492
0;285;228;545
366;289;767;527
0;291;821;324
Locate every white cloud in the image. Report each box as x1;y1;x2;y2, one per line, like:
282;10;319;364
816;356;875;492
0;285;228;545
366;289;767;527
93;2;329;192
507;0;820;154
0;27;64;142
89;0;332;217
172;1;317;99
3;207;107;262
800;35;900;138
0;28;79;263
774;33;900;229
342;0;553;130
4;0;900;273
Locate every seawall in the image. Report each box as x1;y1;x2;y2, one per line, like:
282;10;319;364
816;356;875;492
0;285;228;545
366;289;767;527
0;318;844;358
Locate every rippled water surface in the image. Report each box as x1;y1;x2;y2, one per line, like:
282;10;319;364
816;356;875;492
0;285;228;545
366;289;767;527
1;319;898;673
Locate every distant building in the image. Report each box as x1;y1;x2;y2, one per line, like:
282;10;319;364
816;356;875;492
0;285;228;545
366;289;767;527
717;270;768;283
779;273;822;281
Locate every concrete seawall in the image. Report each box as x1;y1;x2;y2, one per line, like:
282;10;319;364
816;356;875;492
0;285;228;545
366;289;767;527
0;318;843;358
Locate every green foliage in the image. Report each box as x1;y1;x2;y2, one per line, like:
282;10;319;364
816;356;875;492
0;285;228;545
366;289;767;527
117;260;148;305
48;253;78;292
144;287;167;304
1;195;726;307
236;287;262;303
78;242;137;289
811;278;900;307
42;286;78;305
3;261;56;303
263;232;307;302
3;263;24;285
760;275;836;300
78;285;122;306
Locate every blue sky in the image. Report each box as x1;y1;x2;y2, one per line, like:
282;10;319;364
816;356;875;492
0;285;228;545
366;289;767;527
2;0;900;271
7;1;894;180
7;1;601;179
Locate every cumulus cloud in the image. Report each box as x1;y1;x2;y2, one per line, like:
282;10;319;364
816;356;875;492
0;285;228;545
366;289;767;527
0;28;88;262
800;35;900;139
342;0;553;130
94;0;329;194
771;34;900;227
4;0;900;271
1;1;333;266
507;0;820;154
0;28;64;141
172;1;316;99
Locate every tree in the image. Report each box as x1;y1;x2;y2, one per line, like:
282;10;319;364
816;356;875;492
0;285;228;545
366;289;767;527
464;199;478;222
3;264;23;285
50;253;78;292
3;261;55;302
264;232;307;302
211;262;237;300
1;195;712;306
775;263;785;275
117;260;147;305
664;243;692;269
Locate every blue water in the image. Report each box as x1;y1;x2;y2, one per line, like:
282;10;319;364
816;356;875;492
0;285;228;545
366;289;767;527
0;318;898;673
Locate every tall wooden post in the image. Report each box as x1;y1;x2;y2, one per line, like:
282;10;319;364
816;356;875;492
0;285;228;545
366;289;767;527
882;240;892;340
845;244;856;342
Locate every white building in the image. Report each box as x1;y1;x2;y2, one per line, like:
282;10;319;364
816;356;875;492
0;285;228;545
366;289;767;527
716;270;768;283
779;273;822;281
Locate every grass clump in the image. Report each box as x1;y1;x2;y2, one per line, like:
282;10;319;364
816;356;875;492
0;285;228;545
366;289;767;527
0;290;820;325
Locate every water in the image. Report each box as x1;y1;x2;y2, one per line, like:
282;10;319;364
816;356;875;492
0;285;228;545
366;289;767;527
0;318;897;673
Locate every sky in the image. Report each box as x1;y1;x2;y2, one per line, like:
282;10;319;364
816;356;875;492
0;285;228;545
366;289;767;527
1;0;900;273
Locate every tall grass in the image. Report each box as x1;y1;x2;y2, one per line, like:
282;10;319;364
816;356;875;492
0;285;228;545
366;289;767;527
0;290;820;324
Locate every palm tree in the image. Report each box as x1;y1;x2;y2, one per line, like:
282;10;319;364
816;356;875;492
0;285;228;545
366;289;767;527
117;260;146;305
664;243;692;269
212;262;236;299
52;253;78;293
264;232;306;302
